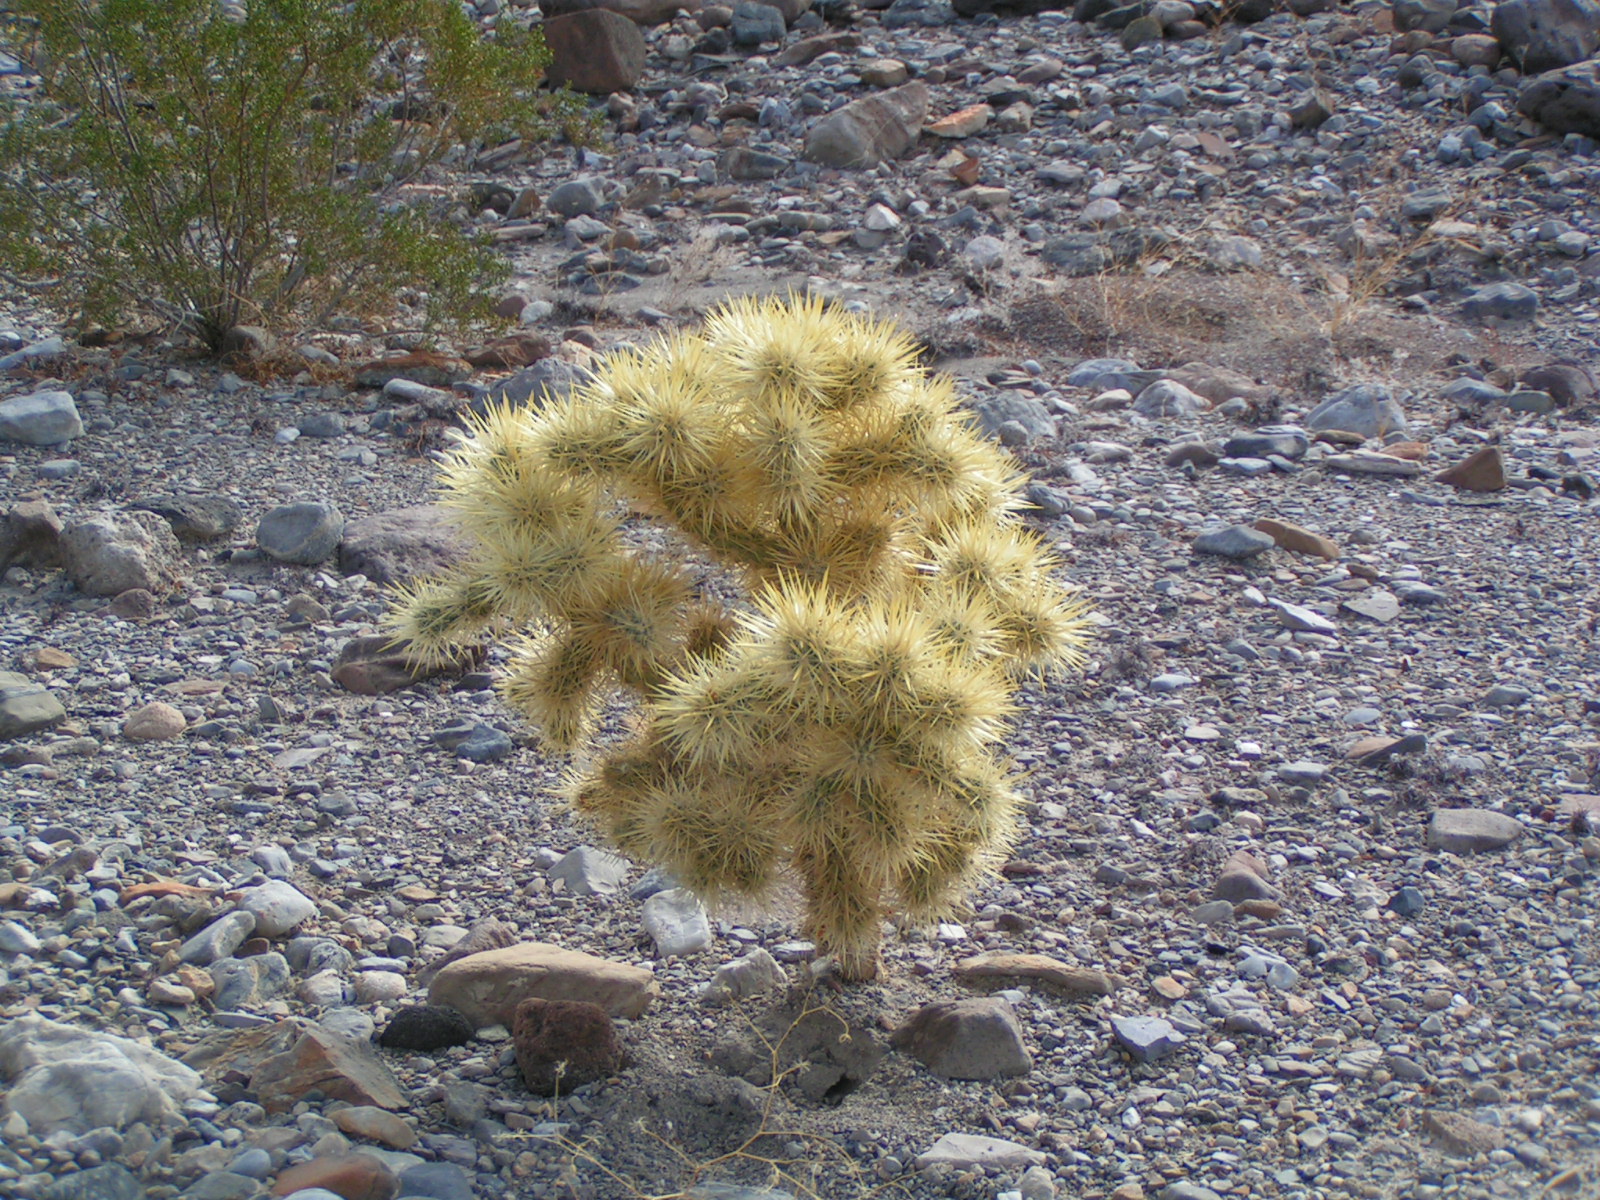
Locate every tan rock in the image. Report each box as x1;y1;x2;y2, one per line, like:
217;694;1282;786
331;635;472;696
148;978;196;1006
1380;441;1430;460
926;103;991;137
1422;1110;1505;1156
860;59;908;87
270;1153;399;1200
1434;446;1505;492
331;1106;416;1150
1253;518;1340;560
123;701;186;742
953;952;1124;996
427;942;660;1027
31;647;77;670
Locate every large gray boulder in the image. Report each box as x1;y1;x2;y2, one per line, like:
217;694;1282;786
1304;384;1409;439
803;82;929;168
257;502;343;566
60;511;183;596
0;1015;203;1136
1517;58;1600;137
0;390;82;445
1492;0;1600;72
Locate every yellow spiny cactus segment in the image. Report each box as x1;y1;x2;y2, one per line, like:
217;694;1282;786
389;293;1094;981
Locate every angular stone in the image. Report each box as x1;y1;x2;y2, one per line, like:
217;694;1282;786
543;10;646;94
892;997;1031;1079
1111;1014;1187;1062
1134;379;1205;418
1434;446;1506;492
0;499;64;571
953;952;1123;996
699;948;787;1006
209;953;291;1010
427;942;660;1027
0;670;67;740
549;845;631;896
1519;362;1596;406
1305;384;1408;439
61;511;183;597
803;82;928;168
1427;810;1523;854
336;505;471;586
1321;452;1423;477
1491;0;1600;73
40;1164;146;1200
123;701;185;742
1422;1110;1506;1156
914;1133;1046;1170
512;997;626;1095
250;1024;406;1113
1253;518;1339;560
927;103;991;137
731;0;786;44
180;910;257;966
1270;598;1337;635
641;888;712;957
1341;591;1401;623
131;495;243;543
257;502;343;566
0;389;82;445
1461;282;1539;325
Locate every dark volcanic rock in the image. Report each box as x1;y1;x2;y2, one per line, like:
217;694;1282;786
376;1006;476;1052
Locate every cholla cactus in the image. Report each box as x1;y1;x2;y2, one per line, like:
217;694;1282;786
390;295;1091;980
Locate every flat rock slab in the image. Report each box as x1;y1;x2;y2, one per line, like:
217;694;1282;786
1111;1014;1188;1062
1422;1109;1506;1156
1427;809;1524;853
953;952;1123;996
427;942;660;1027
1321;452;1423;477
913;1132;1046;1170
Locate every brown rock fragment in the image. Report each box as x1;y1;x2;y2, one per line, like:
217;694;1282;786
512;997;626;1095
1434;446;1506;492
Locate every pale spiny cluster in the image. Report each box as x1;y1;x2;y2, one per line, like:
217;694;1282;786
390;294;1090;978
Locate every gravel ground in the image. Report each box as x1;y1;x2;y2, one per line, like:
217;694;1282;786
3;0;1600;1198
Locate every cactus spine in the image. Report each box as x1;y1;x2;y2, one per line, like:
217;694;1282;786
391;295;1091;980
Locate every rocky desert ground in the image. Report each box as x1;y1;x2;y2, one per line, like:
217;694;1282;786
1;0;1599;1197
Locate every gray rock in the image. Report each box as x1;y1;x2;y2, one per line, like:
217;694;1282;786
0;1014;203;1136
297;412;346;439
882;0;957;25
61;511;183;597
209;953;292;1010
287;935;354;974
40;1163;147;1200
0;498;63;571
731;0;786;42
892;997;1032;1079
0;670;67;740
236;880;316;938
0;919;42;955
1134;379;1206;418
968;392;1057;441
1223;427;1308;460
130;494;243;542
803;82;928;168
1193;525;1274;559
1160;1184;1224;1200
1388;886;1426;917
700;948;787;1005
1461;281;1539;324
227;1149;273;1180
1518;59;1600;137
641;888;713;957
454;723;514;763
1270;599;1337;635
1491;0;1600;72
0;389;83;445
181;1173;259;1200
1427;809;1524;853
1039;232;1112;276
547;177;606;219
475;358;593;411
548;845;630;896
397;1162;476;1200
1111;1014;1187;1062
913;1133;1046;1169
1482;684;1534;707
1391;0;1455;29
1067;358;1139;388
1305;384;1408;439
257;502;344;566
179;910;257;966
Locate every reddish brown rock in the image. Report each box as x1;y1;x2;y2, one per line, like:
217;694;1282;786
542;10;647;94
1212;849;1281;903
232;1023;407;1113
0;500;64;572
331;635;474;695
351;352;469;390
1253;518;1340;561
891;997;1031;1080
926;103;992;137
270;1153;399;1200
512;997;627;1095
1434;446;1506;492
463;333;553;370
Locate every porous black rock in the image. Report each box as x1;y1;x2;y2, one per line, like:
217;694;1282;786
376;1005;475;1052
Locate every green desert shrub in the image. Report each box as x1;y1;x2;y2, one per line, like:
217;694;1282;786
390;295;1093;980
0;0;579;350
